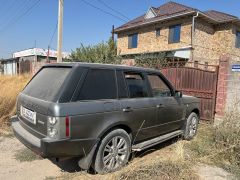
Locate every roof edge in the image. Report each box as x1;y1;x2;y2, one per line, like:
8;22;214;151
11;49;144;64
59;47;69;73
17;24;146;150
115;11;196;33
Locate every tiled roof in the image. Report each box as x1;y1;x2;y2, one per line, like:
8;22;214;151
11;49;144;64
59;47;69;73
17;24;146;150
203;10;238;22
115;1;239;32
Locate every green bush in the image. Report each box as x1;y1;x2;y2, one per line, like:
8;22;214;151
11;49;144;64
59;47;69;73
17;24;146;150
70;38;121;64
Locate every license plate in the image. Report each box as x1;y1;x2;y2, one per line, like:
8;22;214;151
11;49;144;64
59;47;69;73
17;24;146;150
20;106;36;124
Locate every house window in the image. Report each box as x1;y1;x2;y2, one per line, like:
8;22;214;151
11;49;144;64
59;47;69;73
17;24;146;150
156;28;160;37
169;24;181;43
128;33;138;48
236;31;240;48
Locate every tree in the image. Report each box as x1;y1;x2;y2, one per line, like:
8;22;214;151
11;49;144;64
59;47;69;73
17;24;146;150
70;38;121;64
134;52;168;68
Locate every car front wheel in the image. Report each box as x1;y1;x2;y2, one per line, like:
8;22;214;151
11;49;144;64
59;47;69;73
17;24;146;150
183;112;199;140
92;129;131;174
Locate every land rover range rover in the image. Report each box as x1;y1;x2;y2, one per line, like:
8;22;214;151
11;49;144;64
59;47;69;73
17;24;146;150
12;63;200;173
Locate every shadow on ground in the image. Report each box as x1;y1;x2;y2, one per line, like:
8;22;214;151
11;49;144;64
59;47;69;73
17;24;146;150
49;136;181;173
50;158;81;173
132;136;180;159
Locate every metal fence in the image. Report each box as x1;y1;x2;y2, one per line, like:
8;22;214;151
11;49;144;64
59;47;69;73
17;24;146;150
160;61;219;121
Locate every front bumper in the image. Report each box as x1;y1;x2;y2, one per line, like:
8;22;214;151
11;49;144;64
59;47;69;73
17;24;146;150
11;116;98;158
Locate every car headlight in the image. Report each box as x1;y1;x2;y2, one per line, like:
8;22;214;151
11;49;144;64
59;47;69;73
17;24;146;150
48;117;57;125
48;127;58;138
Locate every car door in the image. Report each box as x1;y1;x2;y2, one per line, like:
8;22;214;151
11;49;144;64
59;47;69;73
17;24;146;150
147;73;185;136
70;68;121;139
117;70;157;143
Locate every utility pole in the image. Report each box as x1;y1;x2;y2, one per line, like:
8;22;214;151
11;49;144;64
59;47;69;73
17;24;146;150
111;25;114;42
57;0;64;63
47;45;50;63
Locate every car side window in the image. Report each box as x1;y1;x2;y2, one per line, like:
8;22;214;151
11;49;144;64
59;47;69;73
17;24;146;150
124;72;148;98
77;69;117;100
147;74;172;97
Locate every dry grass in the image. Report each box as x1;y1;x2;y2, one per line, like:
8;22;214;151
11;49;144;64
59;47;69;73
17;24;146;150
0;74;31;131
185;118;240;177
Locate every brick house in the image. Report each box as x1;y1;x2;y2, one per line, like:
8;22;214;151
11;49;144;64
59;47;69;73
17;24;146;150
114;1;240;65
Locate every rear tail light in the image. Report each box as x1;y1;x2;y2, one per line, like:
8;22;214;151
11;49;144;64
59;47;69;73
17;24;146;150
65;115;70;137
47;116;58;138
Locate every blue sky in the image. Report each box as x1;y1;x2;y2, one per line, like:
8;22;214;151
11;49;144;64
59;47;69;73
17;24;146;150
0;0;239;58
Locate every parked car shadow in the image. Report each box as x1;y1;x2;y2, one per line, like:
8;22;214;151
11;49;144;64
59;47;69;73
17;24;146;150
132;136;181;159
50;157;82;173
49;136;181;173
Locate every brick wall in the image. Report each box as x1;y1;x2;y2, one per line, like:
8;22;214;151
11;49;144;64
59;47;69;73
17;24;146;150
117;18;192;55
193;21;240;65
215;56;240;123
215;56;229;117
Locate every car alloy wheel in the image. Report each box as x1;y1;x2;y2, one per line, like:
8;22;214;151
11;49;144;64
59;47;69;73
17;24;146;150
189;116;197;137
102;136;128;171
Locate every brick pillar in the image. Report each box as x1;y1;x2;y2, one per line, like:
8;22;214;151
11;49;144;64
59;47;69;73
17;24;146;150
215;56;230;118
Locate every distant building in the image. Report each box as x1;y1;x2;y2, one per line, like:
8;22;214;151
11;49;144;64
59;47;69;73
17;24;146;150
0;48;70;75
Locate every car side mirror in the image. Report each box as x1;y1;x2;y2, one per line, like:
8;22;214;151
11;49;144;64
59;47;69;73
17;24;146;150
175;91;182;98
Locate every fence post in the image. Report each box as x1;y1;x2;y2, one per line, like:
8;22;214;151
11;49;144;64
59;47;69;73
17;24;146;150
215;55;230;123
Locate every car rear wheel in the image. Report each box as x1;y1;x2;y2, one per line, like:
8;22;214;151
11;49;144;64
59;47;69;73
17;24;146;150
183;112;199;140
92;129;131;174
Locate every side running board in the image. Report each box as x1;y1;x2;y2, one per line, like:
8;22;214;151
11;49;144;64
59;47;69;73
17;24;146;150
132;130;183;151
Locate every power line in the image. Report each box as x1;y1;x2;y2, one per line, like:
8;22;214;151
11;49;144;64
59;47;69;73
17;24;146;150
80;0;127;22
49;21;58;48
0;0;42;34
0;0;14;14
0;0;33;26
97;0;130;21
0;0;22;23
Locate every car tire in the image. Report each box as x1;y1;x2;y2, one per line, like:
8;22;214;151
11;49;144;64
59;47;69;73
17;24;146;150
92;129;131;174
183;112;199;140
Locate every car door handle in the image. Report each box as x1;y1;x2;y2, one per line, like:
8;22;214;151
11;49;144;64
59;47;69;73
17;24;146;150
156;104;165;108
123;107;133;112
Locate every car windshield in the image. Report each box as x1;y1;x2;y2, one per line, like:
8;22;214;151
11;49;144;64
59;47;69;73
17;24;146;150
22;67;71;101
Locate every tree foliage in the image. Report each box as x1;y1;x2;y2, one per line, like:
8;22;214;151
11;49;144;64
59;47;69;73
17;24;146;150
134;52;168;68
70;38;121;64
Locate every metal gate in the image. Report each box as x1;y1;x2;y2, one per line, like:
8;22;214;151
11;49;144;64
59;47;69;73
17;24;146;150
161;62;219;121
19;60;31;74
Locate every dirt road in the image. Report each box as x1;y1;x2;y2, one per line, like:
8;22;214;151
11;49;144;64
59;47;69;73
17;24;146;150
0;136;234;180
0;137;62;180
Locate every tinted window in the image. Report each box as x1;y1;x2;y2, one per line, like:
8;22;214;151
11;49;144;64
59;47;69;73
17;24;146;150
128;33;138;48
169;24;181;43
124;72;148;98
116;71;128;98
236;31;240;48
78;69;117;100
147;75;172;97
23;67;71;101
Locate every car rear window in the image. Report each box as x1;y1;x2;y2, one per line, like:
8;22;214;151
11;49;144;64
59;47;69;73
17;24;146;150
23;67;71;101
77;69;117;101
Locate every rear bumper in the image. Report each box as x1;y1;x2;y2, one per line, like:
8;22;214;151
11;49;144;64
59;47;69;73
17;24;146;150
11;116;99;158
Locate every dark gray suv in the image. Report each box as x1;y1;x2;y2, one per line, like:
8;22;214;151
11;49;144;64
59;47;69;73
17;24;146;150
12;63;200;173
